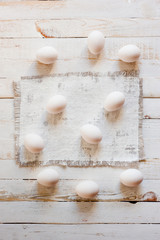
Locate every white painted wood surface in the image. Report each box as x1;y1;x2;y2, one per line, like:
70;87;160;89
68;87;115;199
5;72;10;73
0;178;159;202
0;224;160;240
0;19;160;38
0;0;160;239
1;202;160;223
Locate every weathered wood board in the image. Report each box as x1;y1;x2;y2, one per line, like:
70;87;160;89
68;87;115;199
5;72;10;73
0;224;159;240
0;201;160;223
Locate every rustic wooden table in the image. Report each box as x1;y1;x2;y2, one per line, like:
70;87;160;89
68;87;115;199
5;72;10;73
0;0;160;239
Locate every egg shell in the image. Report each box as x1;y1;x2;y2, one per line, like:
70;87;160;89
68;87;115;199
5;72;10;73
88;31;105;55
118;44;140;63
80;124;102;144
104;91;125;112
120;169;143;187
36;46;58;64
76;180;99;199
24;133;44;153
37;168;59;187
46;95;67;114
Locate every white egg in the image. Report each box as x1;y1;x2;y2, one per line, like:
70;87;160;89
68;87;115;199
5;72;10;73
118;44;140;63
37;168;59;187
120;169;143;187
24;133;44;153
104;91;125;112
36;46;58;64
76;180;99;199
88;31;105;55
46;95;67;114
80;124;102;144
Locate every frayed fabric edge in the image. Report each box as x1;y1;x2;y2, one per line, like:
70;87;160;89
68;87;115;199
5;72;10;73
14;72;144;168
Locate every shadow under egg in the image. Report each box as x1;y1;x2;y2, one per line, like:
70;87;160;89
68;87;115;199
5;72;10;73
120;182;141;201
28;61;56;77
21;145;41;166
75;202;97;215
80;138;101;159
44;111;65;126
82;45;104;65
118;60;139;75
37;181;59;198
104;108;123;123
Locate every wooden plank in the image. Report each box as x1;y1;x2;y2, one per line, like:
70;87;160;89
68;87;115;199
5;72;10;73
0;78;13;98
0;178;158;202
0;18;160;38
0;224;160;240
34;19;160;38
0;38;159;61
143;119;160;159
143;99;160;119
0;1;159;20
0;20;40;38
0;37;159;98
0;201;160;223
143;78;160;98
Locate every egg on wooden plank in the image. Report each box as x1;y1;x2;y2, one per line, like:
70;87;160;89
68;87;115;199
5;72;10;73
37;168;59;187
88;31;105;55
36;46;58;64
80;124;102;144
120;169;143;187
24;133;44;153
46;95;67;114
118;44;140;63
104;91;125;112
76;180;99;199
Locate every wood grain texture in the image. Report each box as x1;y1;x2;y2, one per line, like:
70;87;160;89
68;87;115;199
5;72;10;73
0;201;160;223
0;179;158;202
1;38;159;61
143;119;160;159
35;18;160;38
0;18;160;38
143;99;160;118
0;37;159;98
0;224;160;240
0;0;159;20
